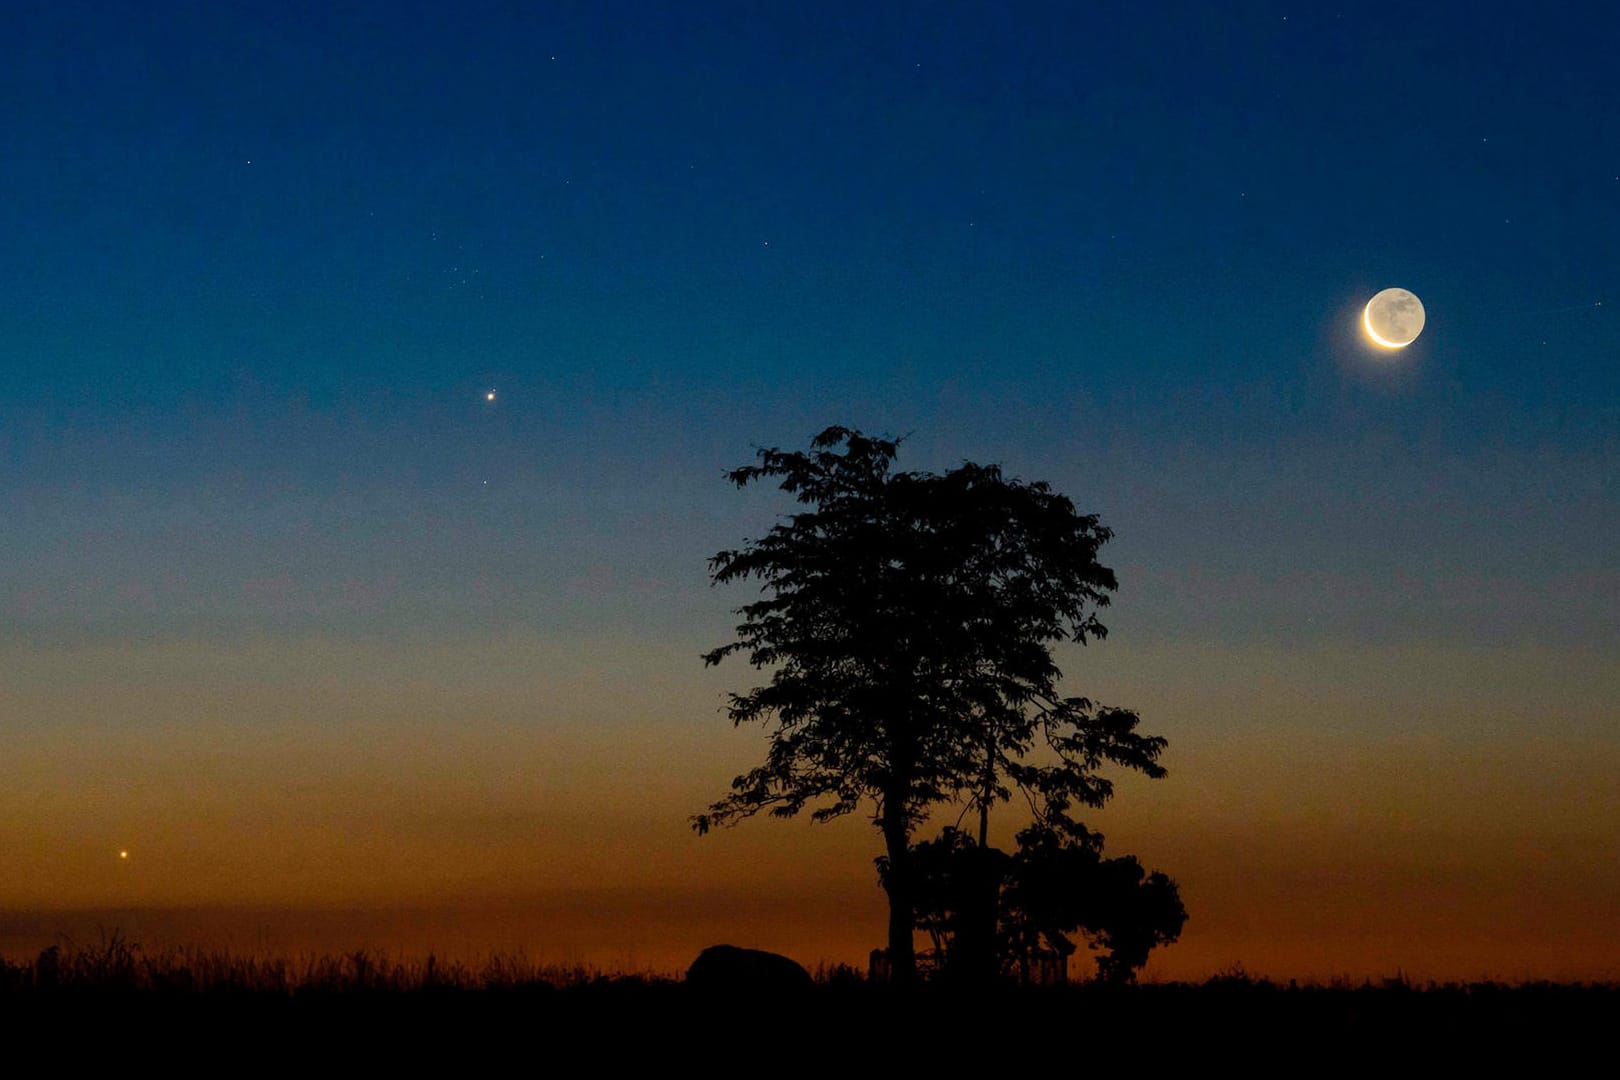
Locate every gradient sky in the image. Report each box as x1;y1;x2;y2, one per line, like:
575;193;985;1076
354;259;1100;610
3;1;1616;981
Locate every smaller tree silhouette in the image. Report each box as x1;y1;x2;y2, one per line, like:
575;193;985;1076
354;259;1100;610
1087;861;1187;984
1001;824;1186;985
892;824;1187;985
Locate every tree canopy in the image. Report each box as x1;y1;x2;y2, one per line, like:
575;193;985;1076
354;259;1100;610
693;426;1169;982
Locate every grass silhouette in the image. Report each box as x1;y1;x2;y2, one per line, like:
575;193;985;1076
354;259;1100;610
2;930;651;996
5;932;1614;1058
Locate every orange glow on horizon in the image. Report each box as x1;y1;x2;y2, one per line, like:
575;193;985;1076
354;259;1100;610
4;636;1618;983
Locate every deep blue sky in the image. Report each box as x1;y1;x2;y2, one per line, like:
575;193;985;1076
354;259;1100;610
3;0;1614;649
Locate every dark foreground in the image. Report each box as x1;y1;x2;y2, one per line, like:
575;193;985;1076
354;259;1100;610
3;945;1614;1061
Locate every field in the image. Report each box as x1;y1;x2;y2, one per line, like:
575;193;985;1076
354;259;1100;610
3;935;1614;1060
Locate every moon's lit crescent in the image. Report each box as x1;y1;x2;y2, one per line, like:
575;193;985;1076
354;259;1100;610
1363;301;1405;348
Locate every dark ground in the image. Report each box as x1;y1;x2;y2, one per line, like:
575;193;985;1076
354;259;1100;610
3;966;1613;1064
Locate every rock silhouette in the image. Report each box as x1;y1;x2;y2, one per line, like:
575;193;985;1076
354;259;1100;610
685;945;814;992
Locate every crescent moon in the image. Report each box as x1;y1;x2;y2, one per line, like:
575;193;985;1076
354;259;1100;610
1363;287;1426;349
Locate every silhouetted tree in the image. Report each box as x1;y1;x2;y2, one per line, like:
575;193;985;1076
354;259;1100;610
693;426;1168;984
1000;824;1187;984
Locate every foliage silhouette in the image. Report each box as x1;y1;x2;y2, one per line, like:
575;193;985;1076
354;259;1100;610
1000;824;1187;984
883;824;1186;984
693;426;1169;983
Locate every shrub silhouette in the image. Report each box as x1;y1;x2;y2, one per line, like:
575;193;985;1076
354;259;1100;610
888;823;1187;985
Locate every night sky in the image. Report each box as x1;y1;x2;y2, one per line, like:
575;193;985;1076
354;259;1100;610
3;1;1616;980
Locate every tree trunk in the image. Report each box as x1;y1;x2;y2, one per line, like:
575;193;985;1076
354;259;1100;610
880;807;917;985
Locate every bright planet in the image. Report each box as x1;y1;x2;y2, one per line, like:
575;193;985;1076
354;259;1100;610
1363;287;1426;348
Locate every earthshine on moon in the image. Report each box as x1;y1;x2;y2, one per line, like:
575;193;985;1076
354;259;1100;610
1363;287;1426;349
